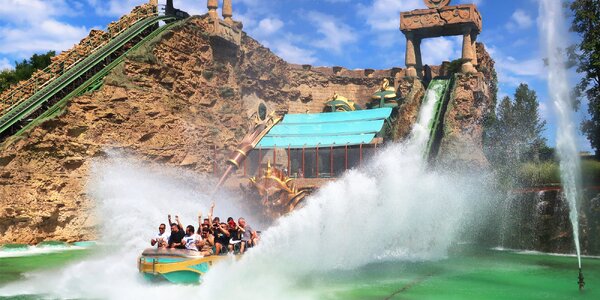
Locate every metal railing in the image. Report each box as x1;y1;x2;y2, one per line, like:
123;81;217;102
0;14;177;137
0;10;158;113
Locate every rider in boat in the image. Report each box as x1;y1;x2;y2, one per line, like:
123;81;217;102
150;223;169;248
182;225;200;251
167;215;186;249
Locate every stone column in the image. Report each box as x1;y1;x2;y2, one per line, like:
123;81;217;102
207;0;218;20
471;32;478;67
405;32;418;77
223;0;233;25
461;27;477;74
415;38;423;78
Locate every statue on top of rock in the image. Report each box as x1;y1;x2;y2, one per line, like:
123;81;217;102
423;0;451;9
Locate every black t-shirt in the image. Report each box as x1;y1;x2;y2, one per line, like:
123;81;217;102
168;227;185;247
229;228;240;241
214;228;230;246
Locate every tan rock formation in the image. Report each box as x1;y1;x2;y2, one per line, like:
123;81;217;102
0;16;419;244
437;73;490;169
394;78;426;140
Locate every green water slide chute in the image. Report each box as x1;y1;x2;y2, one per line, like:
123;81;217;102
0;14;181;139
423;76;453;160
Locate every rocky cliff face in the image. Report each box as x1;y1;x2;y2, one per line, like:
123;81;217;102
0;16;419;244
491;189;600;255
437;73;490;169
436;43;495;169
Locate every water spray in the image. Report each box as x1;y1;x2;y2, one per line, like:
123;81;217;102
539;0;584;290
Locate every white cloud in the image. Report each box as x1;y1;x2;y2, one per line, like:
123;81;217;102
506;9;533;31
0;58;13;70
168;0;207;16
306;11;358;53
271;40;317;65
0;0;76;24
86;0;146;17
358;0;421;31
501;56;545;77
0;0;90;58
256;18;284;36
420;36;462;65
0;20;89;56
87;0;207;18
486;45;545;88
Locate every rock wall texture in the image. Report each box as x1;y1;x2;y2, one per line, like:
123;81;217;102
394;78;425;140
492;189;600;255
437;72;490;169
0;16;415;244
436;43;495;169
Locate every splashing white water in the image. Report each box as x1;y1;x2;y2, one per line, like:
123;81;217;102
0;156;263;299
539;0;582;269
0;83;491;299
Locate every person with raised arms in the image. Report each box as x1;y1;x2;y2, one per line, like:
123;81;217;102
197;210;214;256
167;215;185;249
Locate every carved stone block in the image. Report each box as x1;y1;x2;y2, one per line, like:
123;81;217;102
400;4;482;38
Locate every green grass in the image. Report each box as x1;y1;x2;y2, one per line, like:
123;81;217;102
517;159;600;186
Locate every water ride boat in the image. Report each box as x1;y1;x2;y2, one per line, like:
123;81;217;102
138;248;227;284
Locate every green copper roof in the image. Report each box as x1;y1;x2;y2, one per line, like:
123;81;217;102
256;107;392;149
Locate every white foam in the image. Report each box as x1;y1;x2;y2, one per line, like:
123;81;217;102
492;247;600;260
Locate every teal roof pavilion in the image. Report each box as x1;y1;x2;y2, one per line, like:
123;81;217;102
256;108;393;149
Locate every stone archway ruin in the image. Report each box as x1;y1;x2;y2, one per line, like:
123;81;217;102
207;0;234;25
400;0;482;77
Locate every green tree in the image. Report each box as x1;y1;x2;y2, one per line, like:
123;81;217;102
569;0;600;155
513;83;547;160
485;96;515;167
0;51;55;93
488;84;548;166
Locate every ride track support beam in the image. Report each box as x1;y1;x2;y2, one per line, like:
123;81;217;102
345;144;348;171
287;145;291;176
302;146;305;178
330;145;333;177
258;147;262;176
316;144;319;178
359;143;363;167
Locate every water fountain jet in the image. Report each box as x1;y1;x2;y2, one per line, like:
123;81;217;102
539;0;583;289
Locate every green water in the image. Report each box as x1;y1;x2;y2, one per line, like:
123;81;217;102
0;248;91;286
0;248;597;299
307;249;598;300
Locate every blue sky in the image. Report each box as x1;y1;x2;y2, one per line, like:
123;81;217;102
0;0;592;152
